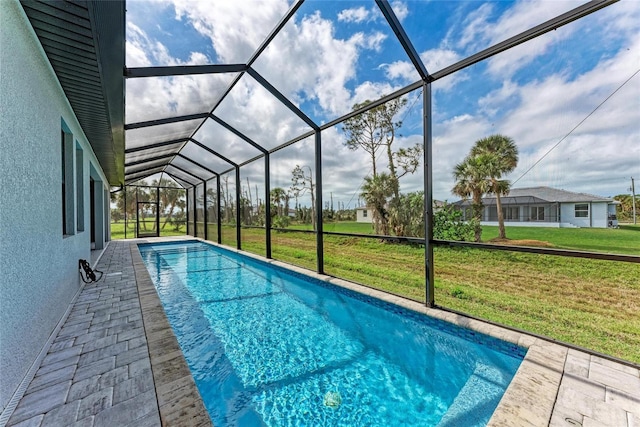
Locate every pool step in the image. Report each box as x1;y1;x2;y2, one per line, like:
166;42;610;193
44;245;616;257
437;362;508;427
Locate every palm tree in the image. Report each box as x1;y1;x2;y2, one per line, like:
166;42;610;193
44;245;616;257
470;135;518;239
270;187;286;217
153;178;183;230
452;156;490;242
361;173;395;235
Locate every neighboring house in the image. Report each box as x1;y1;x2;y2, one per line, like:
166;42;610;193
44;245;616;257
356;206;373;223
356;200;445;224
1;2;123;413
453;187;619;228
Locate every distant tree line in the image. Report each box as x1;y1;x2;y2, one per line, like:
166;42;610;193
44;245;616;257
111;179;186;232
614;194;639;222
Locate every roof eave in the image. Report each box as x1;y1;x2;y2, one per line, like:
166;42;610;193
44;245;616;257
22;0;125;186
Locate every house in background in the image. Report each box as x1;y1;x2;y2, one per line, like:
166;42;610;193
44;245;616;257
356;200;445;224
356;206;373;223
453;186;619;228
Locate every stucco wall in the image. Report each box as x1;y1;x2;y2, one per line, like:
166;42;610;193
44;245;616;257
481;221;561;228
560;202;608;228
356;209;373;223
590;202;608;228
0;1;110;413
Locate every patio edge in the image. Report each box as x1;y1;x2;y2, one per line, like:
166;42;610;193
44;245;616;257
131;242;213;427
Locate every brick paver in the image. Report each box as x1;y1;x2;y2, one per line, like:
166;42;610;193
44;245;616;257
6;241;161;427
549;349;640;427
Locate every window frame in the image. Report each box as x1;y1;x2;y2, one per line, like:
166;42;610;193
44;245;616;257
76;144;84;232
575;203;589;218
530;206;545;221
502;206;519;221
61;124;75;236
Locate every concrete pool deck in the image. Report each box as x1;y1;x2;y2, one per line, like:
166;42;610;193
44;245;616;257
3;237;639;426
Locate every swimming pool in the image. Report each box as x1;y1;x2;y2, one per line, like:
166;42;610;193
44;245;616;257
139;241;524;426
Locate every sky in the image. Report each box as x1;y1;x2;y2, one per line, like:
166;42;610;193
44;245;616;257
124;0;640;208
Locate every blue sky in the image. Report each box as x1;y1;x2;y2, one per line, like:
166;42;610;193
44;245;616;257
125;0;639;206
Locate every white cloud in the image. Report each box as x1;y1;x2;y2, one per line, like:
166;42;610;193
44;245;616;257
187;52;210;65
382;60;418;82
432;113;493;198
477;80;519;118
454;3;494;52
359;31;387;51
377;48;465;90
485;28;568;78
171;0;291;63
420;48;462;72
213;74;312;152
448;0;585;78
252;11;395;117
391;1;409;22
421;48;467;91
337;6;371;24
127;22;175;67
336;2;410;26
351;81;399;105
496;34;640;148
125;21;236;123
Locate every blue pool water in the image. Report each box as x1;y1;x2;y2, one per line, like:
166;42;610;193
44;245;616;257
139;241;524;426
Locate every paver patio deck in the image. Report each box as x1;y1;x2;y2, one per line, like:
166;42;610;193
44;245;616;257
2;237;638;426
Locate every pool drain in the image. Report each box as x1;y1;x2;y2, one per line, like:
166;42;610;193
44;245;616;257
323;391;342;408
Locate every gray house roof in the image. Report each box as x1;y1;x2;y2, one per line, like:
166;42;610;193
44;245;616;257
455;186;613;206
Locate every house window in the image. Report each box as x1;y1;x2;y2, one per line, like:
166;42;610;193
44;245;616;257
62;130;66;234
503;206;519;221
61;125;75;236
362;209;368;218
575;203;589;218
76;145;84;232
530;206;545;221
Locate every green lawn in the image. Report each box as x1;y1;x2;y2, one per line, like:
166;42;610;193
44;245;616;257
289;221;375;234
482;224;640;255
110;220;186;239
289;222;640;255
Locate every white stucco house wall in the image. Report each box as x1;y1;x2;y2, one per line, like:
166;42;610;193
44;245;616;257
454;187;619;228
0;1;123;414
357;200;445;224
356;206;374;223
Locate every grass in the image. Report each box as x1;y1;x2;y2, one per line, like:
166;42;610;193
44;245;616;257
111;220;640;363
291;222;640;255
290;221;375;234
482;224;640;255
110;220;186;240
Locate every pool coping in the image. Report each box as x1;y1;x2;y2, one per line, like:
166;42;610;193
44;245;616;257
131;237;638;427
131;241;212;426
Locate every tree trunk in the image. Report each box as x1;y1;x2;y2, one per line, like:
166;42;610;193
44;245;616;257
371;152;377;177
311;182;316;231
386;143;400;201
472;191;483;242
496;191;506;239
162;205;174;230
